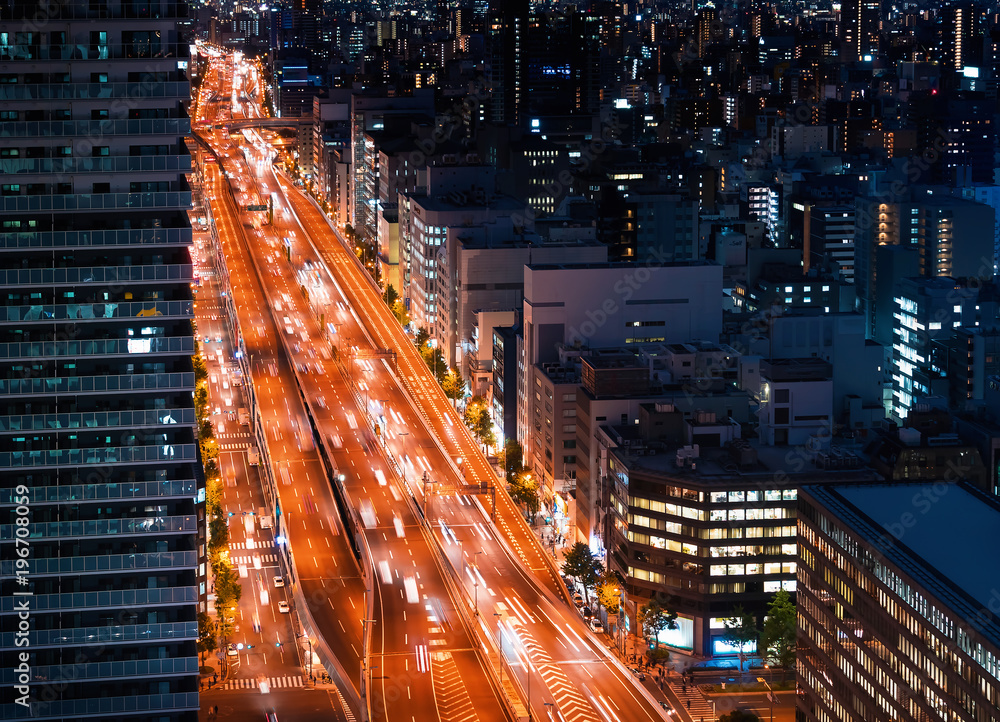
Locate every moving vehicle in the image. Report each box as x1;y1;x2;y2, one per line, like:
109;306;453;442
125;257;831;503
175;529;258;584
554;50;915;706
278;601;290;614
589;619;604;634
273;576;284;588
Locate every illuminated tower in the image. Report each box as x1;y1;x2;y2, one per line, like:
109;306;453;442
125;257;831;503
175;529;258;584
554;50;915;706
840;0;882;62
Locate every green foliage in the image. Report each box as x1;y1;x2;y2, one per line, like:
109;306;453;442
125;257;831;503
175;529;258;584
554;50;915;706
498;440;525;484
594;570;622;612
197;611;218;662
415;327;430;350
383;284;399;307
214;559;242;612
638;598;678;648
194;386;209;420
391;299;410;326
562;542;599;597
208;516;229;555
723;605;759;670
759;588;797;678
463;396;495;450
509;469;541;520
200;418;214;441
442;366;465;402
424;346;447;384
193;352;208;384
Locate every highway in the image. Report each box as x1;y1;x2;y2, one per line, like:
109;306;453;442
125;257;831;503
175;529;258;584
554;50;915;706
196;52;511;722
195;46;687;722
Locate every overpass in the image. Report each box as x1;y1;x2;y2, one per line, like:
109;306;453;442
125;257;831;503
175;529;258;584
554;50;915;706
217;117;313;130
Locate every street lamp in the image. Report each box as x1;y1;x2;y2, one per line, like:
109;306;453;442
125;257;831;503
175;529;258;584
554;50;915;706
757;676;775;722
473;551;483;616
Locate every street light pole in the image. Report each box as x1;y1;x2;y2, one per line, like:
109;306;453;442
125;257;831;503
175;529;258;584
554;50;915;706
758;676;775;722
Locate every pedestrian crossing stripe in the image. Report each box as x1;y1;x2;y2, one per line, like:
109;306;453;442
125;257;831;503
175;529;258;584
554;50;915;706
230;554;278;564
229;542;275;550
219;443;248;450
221;676;304;690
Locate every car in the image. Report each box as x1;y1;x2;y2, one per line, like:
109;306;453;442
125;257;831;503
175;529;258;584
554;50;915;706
203;336;212;343
589;619;605;634
216;335;222;342
629;667;646;682
273;576;284;588
227;643;239;657
581;606;594;620
278;601;290;614
573;594;584;608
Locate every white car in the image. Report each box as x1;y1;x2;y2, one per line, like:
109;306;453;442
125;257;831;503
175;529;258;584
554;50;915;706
278;601;290;614
273;576;284;588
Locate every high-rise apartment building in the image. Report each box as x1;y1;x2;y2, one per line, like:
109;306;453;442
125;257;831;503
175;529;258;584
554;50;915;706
840;0;881;62
487;0;528;125
797;482;1000;722
0;0;201;718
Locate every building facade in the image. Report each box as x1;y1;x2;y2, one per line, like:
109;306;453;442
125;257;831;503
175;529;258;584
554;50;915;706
0;0;201;718
797;482;1000;721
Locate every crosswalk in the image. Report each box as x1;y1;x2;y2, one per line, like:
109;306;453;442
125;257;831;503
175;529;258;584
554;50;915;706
513;624;601;722
221;675;303;690
430;651;479;722
230;554;279;565
229;542;274;550
669;680;715;717
219;443;248;450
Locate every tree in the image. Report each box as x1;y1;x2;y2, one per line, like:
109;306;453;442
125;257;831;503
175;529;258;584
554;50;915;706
442;366;465;404
594;570;622;613
464;396;496;452
723;605;758;677
383;284;399;307
719;711;760;722
415;326;430;350
759;588;797;681
498;440;524;484
391;299;410;326
639;598;678;649
509;469;541;521
424;346;447;384
193;352;208;384
208;516;229;555
197;611;218;664
214;560;242;611
561;542;599;600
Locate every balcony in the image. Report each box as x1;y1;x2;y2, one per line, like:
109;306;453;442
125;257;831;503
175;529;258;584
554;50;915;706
0;621;196;650
0;514;197;542
0;42;189;61
0;372;195;397
0;190;192;213
0;550;197;578
0;264;193;288
0;478;197;505
0;443;197;469
1;692;198;720
0;408;196;433
0;1;189;19
0;656;198;686
0;300;194;324
0;585;198;613
0;154;192;176
0;82;188;102
0;335;195;360
0;227;192;250
0;118;190;139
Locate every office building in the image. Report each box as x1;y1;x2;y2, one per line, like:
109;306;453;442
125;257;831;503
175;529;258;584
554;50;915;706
0;0;201;719
797;482;1000;721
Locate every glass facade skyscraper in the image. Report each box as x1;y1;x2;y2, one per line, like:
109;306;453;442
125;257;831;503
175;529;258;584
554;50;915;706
0;0;201;718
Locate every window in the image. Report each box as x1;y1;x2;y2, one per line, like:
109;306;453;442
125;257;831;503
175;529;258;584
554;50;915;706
562;455;576;464
1;184;20;195
774;408;789;424
90;72;108;83
91;109;109;120
0;110;17;120
774;389;789;403
92;146;109;157
562;440;576;449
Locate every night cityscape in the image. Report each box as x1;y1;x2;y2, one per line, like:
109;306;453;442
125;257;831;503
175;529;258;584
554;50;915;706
2;0;1000;720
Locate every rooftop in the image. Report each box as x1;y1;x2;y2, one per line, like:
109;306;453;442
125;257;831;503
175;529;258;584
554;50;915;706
810;482;1000;648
